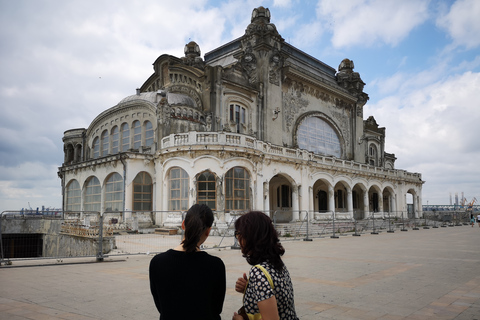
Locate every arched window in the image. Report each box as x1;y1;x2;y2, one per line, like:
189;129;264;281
101;130;109;156
297;116;341;157
133;120;141;149
111;126;119;154
121;123;130;152
75;144;82;162
369;144;377;166
66;180;81;211
84;176;101;212
105;173;123;212
229;103;247;133
92;137;100;159
197;171;216;210
133;172;152;211
145;121;154;147
65;144;74;164
225;167;250;210
169;167;189;211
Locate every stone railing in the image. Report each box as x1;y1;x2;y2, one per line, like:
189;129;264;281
160;131;422;182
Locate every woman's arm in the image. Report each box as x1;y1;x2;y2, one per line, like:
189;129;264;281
257;296;279;320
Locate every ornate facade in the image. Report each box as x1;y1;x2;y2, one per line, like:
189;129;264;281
58;7;423;223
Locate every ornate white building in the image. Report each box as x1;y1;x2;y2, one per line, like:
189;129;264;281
58;7;424;223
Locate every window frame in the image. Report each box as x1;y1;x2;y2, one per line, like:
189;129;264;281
105;173;124;212
225;167;250;211
121;122;130;152
132;172;152;211
111;126;119;154
297;116;342;158
169;167;189;211
196;171;216;210
66;180;81;211
92;137;100;159
145;120;154;147
84;176;101;212
101;130;109;157
133;120;141;150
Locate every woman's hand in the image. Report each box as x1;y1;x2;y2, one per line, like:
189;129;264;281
235;273;248;293
232;311;244;320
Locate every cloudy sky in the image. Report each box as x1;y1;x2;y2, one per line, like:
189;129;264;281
1;0;479;212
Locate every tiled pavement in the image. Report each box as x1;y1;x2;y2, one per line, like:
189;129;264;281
1;225;479;319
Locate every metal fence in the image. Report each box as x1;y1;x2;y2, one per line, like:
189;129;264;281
0;209;474;266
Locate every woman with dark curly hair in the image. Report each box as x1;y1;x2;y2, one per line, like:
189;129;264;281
232;211;298;320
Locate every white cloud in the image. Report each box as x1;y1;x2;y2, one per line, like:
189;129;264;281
366;71;480;204
273;0;293;8
0;162;61;211
436;0;480;49
317;0;430;48
289;21;324;49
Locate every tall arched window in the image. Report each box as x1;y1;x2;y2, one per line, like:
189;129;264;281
133;172;152;211
121;123;130;152
229;104;247;133
197;171;216;210
84;176;101;212
92;137;100;159
369;144;377;166
101;130;109;156
65;144;74;164
66;180;81;211
169;167;189;211
75;144;82;162
111;126;119;154
225;167;250;210
105;173;124;212
133;120;141;149
145;121;154;147
297;116;341;157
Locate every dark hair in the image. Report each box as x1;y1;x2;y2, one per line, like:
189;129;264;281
234;211;285;271
181;204;214;253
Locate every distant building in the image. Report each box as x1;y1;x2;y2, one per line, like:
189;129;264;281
58;6;424;223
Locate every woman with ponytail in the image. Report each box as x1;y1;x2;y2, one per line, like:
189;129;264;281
149;204;226;319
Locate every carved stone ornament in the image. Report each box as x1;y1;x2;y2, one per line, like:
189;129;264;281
336;58;369;105
283;89;309;132
240;44;258;84
268;51;283;86
181;41;205;69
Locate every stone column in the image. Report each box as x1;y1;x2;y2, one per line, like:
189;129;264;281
263;181;269;213
292;185;299;221
347;188;353;219
378;191;384;217
393;194;398;217
328;185;335;215
308;186;313;220
363;191;369;219
415;194;419;218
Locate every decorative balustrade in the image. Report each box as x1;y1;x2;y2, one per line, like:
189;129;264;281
160;131;422;181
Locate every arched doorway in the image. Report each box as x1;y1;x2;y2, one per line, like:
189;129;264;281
368;186;381;215
382;187;395;215
312;179;331;213
269;174;294;222
352;184;367;220
406;190;415;218
334;182;348;213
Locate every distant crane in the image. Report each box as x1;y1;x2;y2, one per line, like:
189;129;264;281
466;197;477;212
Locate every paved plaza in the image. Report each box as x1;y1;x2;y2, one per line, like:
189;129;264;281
1;225;479;319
